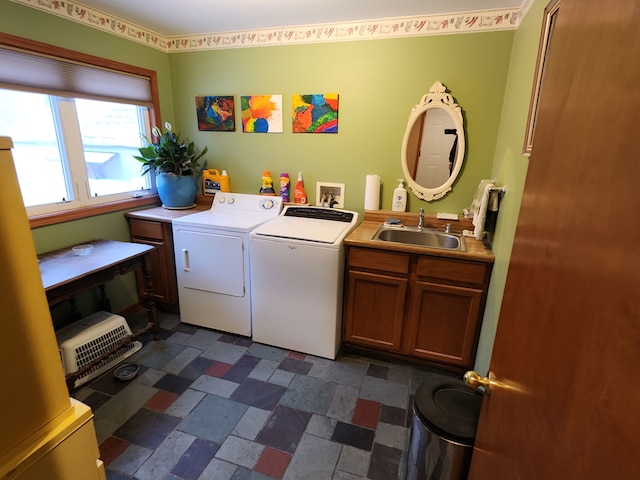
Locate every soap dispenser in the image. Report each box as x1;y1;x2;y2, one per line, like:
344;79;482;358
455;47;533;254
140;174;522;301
392;179;407;212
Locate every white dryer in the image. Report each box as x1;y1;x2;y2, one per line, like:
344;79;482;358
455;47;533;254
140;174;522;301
172;193;282;336
250;206;359;359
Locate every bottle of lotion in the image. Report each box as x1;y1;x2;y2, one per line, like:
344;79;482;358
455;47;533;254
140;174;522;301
392;179;407;212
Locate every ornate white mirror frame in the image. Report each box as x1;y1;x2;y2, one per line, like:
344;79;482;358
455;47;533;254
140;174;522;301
401;81;465;202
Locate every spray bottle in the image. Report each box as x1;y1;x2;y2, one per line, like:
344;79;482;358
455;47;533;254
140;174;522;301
294;172;307;204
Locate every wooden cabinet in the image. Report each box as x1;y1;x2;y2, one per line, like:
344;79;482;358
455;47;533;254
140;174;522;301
343;246;492;370
126;216;179;311
343;248;410;351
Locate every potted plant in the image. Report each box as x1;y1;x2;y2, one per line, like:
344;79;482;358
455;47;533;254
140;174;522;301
134;122;208;209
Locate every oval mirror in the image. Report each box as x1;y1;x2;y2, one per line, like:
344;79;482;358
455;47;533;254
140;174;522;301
401;81;465;201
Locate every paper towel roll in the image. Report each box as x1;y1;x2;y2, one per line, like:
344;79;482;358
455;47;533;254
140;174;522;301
364;174;381;210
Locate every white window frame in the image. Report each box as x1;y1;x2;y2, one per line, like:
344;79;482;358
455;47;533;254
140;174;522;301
20;96;153;217
0;32;162;226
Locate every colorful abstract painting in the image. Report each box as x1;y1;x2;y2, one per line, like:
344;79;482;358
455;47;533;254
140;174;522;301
241;95;283;133
196;95;236;131
292;94;339;133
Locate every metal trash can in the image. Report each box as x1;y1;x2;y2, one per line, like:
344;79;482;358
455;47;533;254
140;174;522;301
406;375;483;480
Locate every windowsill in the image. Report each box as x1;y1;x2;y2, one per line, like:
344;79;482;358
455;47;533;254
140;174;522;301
29;195;161;229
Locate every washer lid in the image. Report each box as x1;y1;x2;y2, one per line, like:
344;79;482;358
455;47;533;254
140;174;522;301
414;375;484;443
251;216;352;243
173;210;276;231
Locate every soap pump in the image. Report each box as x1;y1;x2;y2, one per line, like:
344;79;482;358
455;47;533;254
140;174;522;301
392;179;407;212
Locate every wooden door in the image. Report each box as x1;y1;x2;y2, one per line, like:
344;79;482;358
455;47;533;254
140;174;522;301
469;0;640;478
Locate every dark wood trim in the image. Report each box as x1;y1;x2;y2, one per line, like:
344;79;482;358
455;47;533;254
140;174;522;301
29;195;161;229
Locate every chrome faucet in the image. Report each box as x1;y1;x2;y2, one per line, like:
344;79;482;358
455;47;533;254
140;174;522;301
445;223;451;234
418;208;424;229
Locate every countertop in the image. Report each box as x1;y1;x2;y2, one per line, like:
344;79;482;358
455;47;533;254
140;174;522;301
124;195;212;223
345;210;494;263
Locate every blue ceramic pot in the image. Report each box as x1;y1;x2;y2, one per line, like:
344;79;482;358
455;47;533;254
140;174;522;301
156;173;197;209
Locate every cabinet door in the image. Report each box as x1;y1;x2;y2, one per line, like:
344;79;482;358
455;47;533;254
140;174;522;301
343;270;407;352
404;280;483;368
132;237;175;305
129;219;178;308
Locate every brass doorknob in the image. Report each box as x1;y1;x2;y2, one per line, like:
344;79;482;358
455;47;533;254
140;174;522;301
464;370;495;394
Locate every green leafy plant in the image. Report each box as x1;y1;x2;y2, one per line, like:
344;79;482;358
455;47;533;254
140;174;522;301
134;122;208;176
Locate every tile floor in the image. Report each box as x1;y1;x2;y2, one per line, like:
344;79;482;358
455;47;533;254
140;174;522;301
72;311;456;480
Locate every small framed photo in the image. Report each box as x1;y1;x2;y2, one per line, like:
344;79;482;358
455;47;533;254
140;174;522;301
316;182;345;209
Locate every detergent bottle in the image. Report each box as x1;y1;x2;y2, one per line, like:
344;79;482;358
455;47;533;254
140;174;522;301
279;172;290;202
259;170;276;195
202;169;231;196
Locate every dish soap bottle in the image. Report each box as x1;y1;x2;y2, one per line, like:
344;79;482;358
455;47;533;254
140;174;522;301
294;172;307;204
392;179;407;212
259;170;276;196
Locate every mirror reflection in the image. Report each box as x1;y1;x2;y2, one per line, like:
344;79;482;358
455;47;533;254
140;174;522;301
401;81;465;201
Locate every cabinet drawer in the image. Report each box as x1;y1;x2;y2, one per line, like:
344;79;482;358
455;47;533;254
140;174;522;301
416;256;488;285
130;219;165;240
348;248;410;275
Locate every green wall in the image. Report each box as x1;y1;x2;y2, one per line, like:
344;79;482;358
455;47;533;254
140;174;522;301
474;0;545;373
2;0;545;369
169;34;512;213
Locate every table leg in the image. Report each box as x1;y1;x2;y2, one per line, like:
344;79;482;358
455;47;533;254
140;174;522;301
69;297;82;322
141;252;160;340
99;284;112;312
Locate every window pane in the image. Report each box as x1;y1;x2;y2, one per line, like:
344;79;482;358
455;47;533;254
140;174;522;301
75;99;150;198
0;89;71;206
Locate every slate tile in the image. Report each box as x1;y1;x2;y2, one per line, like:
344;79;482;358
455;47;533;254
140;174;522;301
255;405;312;454
254;446;291;479
145;390;179;412
367;443;403;480
279;375;337;415
281;434;341;480
224;354;261;383
331;422;375;451
379;404;407;427
178;394;247;444
230;377;286;410
153;373;193;394
366;363;389;380
351;398;381;430
178;355;214;380
114;409;181;449
99;436;129;467
170;438;219;480
278;357;313;375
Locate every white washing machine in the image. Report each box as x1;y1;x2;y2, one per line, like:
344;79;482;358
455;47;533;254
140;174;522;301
250;205;359;359
172;193;282;336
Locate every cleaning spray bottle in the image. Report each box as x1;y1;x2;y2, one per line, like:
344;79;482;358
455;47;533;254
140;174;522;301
294;172;307;204
392;179;407;212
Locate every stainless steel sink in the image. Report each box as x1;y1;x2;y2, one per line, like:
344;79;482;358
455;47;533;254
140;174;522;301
371;225;466;251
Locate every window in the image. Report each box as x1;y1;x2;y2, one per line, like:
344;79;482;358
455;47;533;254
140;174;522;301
0;33;161;222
